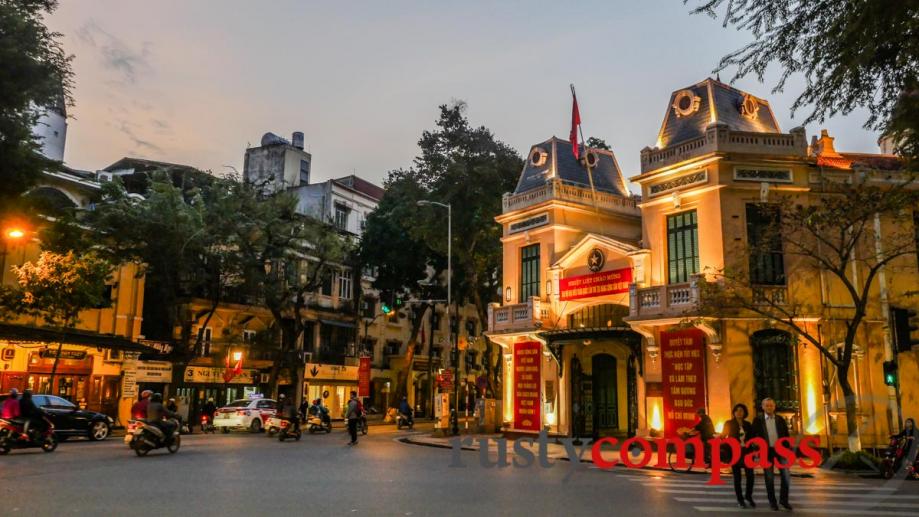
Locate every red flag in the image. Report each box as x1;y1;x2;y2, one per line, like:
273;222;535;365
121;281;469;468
570;88;581;159
233;357;243;375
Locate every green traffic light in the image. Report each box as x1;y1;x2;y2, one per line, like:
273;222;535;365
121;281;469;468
381;303;392;314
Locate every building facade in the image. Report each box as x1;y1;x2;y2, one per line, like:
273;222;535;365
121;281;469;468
488;78;919;450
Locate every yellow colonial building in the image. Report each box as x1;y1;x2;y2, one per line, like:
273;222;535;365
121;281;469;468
488;78;919;450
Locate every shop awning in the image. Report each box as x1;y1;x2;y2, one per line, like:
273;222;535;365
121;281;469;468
320;319;356;329
0;322;161;353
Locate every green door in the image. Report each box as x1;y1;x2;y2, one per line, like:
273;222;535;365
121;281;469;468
592;354;618;433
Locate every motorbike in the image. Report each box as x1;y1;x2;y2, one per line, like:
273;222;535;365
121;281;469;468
266;415;284;436
277;417;301;442
882;434;911;479
128;418;181;456
200;414;216;434
0;417;57;455
396;411;414;430
308;413;332;434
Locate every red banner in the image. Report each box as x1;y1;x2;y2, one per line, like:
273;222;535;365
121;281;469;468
513;341;541;431
559;267;632;301
661;328;707;437
358;356;371;397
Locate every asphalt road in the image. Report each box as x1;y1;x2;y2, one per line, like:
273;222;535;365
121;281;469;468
1;424;917;517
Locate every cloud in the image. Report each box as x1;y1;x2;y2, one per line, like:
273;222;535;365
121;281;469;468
116;120;163;154
76;20;153;84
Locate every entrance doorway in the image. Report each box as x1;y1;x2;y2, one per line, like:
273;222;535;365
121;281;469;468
592;354;618;434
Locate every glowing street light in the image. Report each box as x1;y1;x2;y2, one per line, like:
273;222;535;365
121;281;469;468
232;351;243;362
6;229;25;239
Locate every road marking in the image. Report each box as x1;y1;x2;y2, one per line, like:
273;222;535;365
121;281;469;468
675;498;919;509
658;488;903;495
691;507;916;516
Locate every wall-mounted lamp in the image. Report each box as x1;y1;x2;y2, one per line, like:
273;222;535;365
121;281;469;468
505;287;512;303
232;351;243;362
546;280;551;296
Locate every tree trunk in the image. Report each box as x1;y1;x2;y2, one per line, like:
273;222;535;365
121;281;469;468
838;366;862;452
47;339;64;395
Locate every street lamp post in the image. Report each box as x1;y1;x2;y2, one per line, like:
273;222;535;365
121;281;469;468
0;227;26;285
417;200;458;435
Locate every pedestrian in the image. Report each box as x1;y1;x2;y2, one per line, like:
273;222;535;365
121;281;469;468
751;397;792;511
345;391;360;445
721;403;755;508
2;388;20;419
687;407;715;464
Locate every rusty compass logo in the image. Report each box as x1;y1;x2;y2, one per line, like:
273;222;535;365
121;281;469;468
587;248;605;272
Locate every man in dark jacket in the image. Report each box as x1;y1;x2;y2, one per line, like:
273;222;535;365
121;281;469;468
18;390;46;439
146;393;177;440
751;397;792;511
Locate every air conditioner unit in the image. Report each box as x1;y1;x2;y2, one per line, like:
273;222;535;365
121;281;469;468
98;172;114;182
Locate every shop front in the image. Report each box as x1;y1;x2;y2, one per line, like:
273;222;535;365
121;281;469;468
303;362;358;419
174;366;264;424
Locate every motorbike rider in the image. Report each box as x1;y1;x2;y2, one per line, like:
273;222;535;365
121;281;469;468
1;388;20;419
310;398;330;426
399;396;413;425
201;397;217;425
18;390;47;440
279;395;299;434
892;418;918;475
131;390;152;420
146;393;177;441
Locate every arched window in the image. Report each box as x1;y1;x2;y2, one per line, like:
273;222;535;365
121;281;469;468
751;330;799;412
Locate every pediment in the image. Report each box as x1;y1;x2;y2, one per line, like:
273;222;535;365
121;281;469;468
552;234;639;273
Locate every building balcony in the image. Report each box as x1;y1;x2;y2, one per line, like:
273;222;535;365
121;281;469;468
627;276;702;321
487;297;547;334
639;125;808;174
501;178;639;216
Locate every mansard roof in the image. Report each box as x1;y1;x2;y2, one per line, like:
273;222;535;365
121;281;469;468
513;136;629;196
656;78;781;149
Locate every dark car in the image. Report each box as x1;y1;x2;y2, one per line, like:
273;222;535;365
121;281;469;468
0;394;113;441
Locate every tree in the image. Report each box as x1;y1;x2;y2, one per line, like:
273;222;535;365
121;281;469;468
586;137;611;151
699;174;919;451
0;0;73;209
225;181;351;400
688;0;919;163
7;250;111;388
362;102;523;401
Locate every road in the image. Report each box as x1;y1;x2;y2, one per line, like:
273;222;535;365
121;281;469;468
1;424;917;516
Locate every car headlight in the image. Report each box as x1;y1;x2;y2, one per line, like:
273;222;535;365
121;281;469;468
107;416;114;424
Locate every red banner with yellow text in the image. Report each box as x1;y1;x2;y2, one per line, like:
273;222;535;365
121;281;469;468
513;341;541;431
358;356;371;397
661;328;707;437
559;267;632;301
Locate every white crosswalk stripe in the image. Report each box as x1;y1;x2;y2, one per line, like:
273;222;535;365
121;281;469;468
623;471;916;514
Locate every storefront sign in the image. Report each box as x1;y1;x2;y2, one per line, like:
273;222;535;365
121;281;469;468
28;352;92;374
358;357;371;397
305;363;358;381
38;348;86;360
137;339;174;355
121;369;137;399
559;267;632;301
184;366;258;385
136;361;173;383
513;341;541;431
660;328;707;437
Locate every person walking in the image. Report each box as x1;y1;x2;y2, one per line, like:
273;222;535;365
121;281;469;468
722;403;755;508
345;391;360;445
752;397;792;511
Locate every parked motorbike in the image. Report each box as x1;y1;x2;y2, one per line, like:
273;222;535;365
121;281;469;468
0;417;57;455
200;414;216;434
128;418;181;456
277;417;301;442
308;413;332;434
882;434;910;479
396;412;414;430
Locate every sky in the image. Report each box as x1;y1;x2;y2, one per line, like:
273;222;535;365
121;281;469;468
48;0;883;193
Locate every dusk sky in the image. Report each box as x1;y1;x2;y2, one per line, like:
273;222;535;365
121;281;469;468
49;1;882;191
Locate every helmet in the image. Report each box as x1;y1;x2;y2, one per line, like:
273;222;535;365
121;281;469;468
151;393;163;403
141;390;152;399
168;398;176;403
9;388;18;396
279;393;285;399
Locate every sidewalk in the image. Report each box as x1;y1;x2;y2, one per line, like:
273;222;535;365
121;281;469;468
402;432;848;479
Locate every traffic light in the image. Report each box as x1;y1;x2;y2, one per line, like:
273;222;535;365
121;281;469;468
891;307;919;353
883;361;898;387
381;302;392;315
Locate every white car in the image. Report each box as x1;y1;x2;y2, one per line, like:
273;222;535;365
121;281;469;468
213;398;277;433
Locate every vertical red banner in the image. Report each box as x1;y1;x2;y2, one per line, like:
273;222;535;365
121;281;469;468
513;341;541;431
358;356;371;398
660;328;706;437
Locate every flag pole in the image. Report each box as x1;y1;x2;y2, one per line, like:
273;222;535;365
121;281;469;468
570;84;599;212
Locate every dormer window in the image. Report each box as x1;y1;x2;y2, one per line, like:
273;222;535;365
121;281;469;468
672;90;701;118
530;147;548;167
